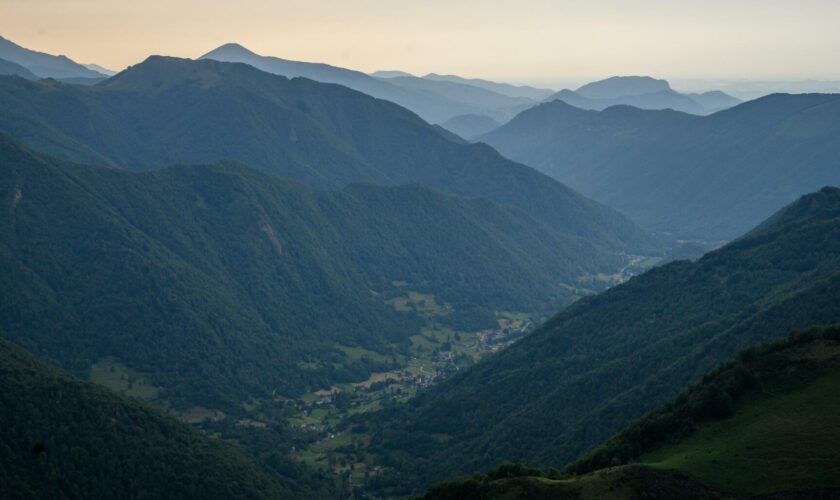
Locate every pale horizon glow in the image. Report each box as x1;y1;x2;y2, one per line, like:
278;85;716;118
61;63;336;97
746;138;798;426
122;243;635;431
2;0;840;89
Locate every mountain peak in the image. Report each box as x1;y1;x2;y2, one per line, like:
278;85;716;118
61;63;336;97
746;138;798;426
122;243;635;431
576;75;672;99
200;42;259;60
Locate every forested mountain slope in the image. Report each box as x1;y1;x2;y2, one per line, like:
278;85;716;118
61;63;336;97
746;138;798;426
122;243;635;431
0;135;623;412
423;325;840;499
0;56;656;254
0;337;334;499
480;94;840;240
363;187;840;496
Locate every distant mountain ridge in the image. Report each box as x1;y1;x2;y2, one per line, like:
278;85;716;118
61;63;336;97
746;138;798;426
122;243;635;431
546;76;741;114
200;43;532;123
0;35;107;79
370;73;533;123
422;73;555;100
479;94;840;240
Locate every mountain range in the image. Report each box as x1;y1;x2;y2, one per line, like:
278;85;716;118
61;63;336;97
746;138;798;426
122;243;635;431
362;187;840;496
0;33;838;500
479;94;840;241
0;55;655;255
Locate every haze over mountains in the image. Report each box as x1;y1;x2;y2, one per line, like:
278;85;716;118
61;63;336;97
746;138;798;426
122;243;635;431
0;31;838;500
480;94;840;241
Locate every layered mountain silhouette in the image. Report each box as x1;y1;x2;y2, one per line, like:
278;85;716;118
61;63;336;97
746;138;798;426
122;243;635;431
371;72;533;122
423;73;555;101
479;94;840;240
0;35;107;80
546;76;740;114
0;55;655;254
200;43;538;122
364;187;840;496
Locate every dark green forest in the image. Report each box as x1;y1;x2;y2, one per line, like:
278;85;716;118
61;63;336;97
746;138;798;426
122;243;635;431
0;134;627;410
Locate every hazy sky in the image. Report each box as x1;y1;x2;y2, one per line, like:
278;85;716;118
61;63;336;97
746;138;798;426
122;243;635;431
2;0;840;86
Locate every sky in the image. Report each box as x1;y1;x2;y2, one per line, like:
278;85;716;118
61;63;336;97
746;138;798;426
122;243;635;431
2;0;840;88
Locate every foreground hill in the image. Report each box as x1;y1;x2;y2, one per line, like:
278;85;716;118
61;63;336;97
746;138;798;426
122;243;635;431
0;337;333;499
480;94;840;240
0;135;626;413
0;56;655;255
0;35;106;80
362;187;840;495
424;325;840;499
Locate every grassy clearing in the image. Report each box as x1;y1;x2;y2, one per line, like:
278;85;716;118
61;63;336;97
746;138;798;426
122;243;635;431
642;366;840;495
336;344;390;364
387;291;451;317
89;357;159;401
177;406;226;424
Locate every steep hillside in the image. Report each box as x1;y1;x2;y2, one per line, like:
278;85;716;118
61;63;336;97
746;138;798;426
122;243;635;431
572;325;840;495
0;337;333;499
423;325;840;499
362;187;840;495
0;135;627;412
0;56;656;254
480;94;840;240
